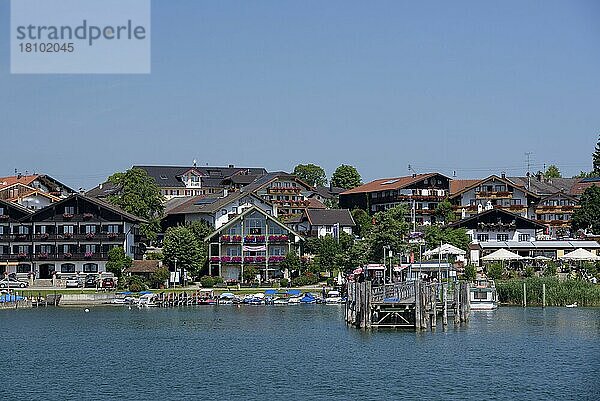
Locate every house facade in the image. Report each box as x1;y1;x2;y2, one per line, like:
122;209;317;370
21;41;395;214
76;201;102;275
163;192;275;229
293;209;355;238
0;195;144;279
240;172;315;219
339;173;450;225
206;206;303;282
535;192;579;239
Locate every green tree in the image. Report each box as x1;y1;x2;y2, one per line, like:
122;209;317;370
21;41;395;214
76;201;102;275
337;239;369;272
149;267;170;288
572;185;600;234
317;235;341;272
367;205;410;262
331;164;362;189
434;199;456;223
293;164;327;187
107;168;165;241
351;208;372;238
544;165;561;179
187;220;213;275
594;134;600;175
280;252;301;273
105;247;132;279
464;264;477;281
162;226;202;279
243;265;259;282
424;226;470;252
486;262;504;280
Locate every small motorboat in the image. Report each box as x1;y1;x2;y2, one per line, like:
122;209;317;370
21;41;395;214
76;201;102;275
566;302;578;308
325;290;343;304
273;297;289;305
136;293;157;307
299;293;316;304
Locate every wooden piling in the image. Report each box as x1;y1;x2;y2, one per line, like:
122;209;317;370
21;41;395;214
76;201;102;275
414;281;421;330
453;283;460;324
523;282;527;307
430;285;437;330
542;283;546;308
442;283;448;326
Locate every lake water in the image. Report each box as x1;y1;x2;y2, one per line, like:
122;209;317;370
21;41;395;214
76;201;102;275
1;305;599;401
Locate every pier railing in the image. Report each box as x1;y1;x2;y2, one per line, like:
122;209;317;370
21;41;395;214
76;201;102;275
371;282;415;303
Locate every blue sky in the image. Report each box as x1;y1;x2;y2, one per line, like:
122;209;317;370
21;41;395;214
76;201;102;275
1;0;599;189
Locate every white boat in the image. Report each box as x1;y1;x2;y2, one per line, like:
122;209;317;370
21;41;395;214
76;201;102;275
469;280;498;310
566;302;578;308
325;290;343;304
136;293;157;307
288;296;302;304
273;297;289;305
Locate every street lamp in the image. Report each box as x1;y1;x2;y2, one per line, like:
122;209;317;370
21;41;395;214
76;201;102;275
173;257;177;289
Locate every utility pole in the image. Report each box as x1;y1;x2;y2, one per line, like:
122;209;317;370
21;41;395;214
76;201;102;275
525;152;532;189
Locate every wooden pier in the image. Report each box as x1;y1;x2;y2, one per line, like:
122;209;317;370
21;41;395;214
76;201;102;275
345;280;471;330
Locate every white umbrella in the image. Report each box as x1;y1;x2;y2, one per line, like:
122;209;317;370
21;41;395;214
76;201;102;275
423;243;466;257
534;256;551;261
560;248;600;261
481;248;523;261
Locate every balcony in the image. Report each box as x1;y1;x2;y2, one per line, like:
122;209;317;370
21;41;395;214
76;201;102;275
267;187;302;195
33;252;110;261
475;191;513;199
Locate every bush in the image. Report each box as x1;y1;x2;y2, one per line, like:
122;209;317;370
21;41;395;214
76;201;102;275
291;273;320;287
126;275;147;292
213;276;224;285
149;267;170;288
200;276;215;288
523;266;535;278
279;278;289;288
326;277;335;287
486;263;504;280
543;262;558;277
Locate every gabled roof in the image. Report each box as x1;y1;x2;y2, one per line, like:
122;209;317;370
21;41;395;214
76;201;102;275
310;186;346;199
85;181;121;198
340;173;448;195
447;208;546;230
0;198;34;218
8;189;61;202
239;172;315;194
20;194;145;223
306;198;326;209
127;260;162;274
305;209;355;227
0;174;39;189
450;179;480;195
134;165;268;188
166;192;271;216
570;178;600;197
448;174;539;199
205;205;304;241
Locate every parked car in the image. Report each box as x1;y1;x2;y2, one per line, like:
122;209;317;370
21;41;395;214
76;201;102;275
65;277;82;288
102;278;115;289
84;275;97;288
0;278;28;288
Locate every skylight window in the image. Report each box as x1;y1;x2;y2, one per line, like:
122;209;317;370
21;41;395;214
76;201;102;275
382;179;399;185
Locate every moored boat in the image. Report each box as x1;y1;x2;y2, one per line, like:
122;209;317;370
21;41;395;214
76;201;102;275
469;280;498;310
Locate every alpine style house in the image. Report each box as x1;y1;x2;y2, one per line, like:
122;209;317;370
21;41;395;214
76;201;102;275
0;194;144;280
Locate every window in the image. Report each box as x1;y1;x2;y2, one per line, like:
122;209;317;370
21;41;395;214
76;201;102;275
17;264;31;273
0;207;4;215
39;245;53;254
83;263;98;273
62;225;74;234
105;225;119;233
518;234;530;242
61;263;76;273
64;206;75;215
511;199;522;205
473;291;488;300
497;234;509;241
84;245;97;253
226;247;241;257
477;234;489;242
326;226;332;233
84;225;97;234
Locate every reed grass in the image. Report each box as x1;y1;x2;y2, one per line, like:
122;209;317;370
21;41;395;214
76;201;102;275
496;277;600;307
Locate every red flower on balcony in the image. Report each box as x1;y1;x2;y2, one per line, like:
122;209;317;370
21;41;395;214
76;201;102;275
220;235;231;242
255;256;266;263
268;256;285;263
64;252;72;259
231;256;242;263
84;252;94;259
83;213;94;220
220;256;232;263
16;234;27;240
63;232;73;239
17;252;28;259
232;235;242;242
40;233;50;240
0;215;9;220
63;213;74;219
108;232;118;239
38;252;49;259
86;232;96;239
210;256;220;262
244;256;255;263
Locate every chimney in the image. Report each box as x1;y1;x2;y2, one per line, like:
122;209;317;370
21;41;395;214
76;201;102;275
412;173;416;178
536;171;543;182
229;164;234;168
501;171;506;179
99;183;103;189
